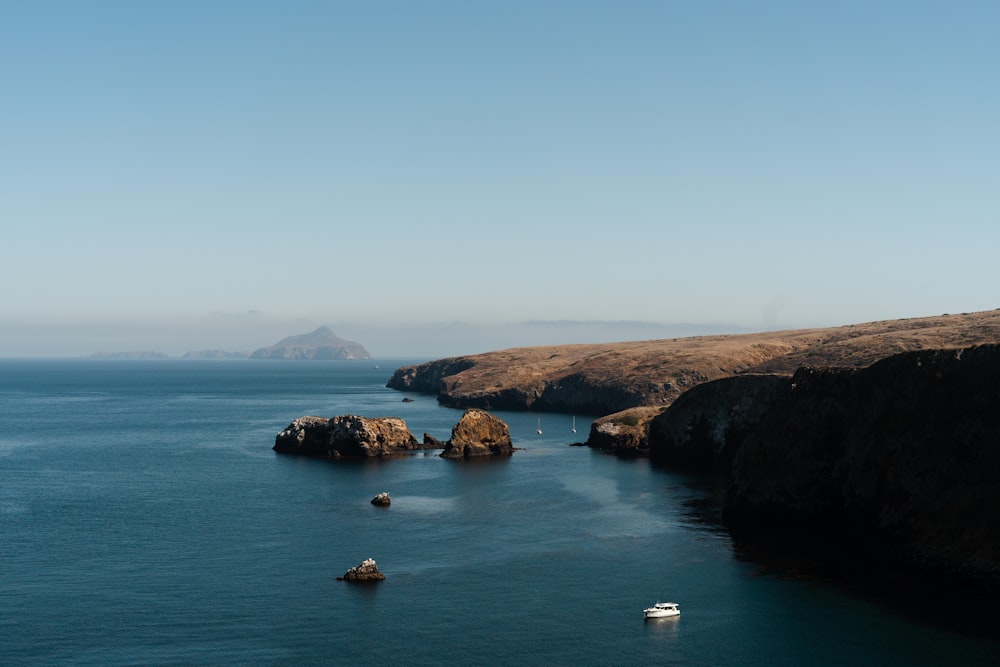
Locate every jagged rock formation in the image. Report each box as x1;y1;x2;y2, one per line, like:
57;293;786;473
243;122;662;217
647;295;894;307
273;415;425;458
723;345;1000;595
251;326;370;360
371;492;391;506
648;375;790;468
423;433;445;448
440;409;513;459
337;558;385;582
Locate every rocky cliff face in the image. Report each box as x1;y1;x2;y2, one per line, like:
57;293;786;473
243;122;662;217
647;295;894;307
648;374;790;468
387;358;475;394
388;359;680;415
585;407;663;456
273;415;424;458
724;345;1000;595
385;310;1000;419
440;408;513;459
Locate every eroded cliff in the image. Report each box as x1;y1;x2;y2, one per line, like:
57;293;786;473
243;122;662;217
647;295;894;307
387;310;1000;421
724;345;1000;595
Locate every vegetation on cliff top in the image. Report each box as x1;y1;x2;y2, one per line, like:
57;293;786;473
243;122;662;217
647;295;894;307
387;309;1000;418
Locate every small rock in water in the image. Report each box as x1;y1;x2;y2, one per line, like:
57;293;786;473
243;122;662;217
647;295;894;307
371;491;391;506
337;558;385;582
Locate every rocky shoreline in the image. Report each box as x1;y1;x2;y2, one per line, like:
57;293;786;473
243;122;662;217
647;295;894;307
384;311;1000;599
386;310;1000;428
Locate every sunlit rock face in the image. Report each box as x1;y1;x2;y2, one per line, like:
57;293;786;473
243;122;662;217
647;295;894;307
273;415;421;458
440;408;513;459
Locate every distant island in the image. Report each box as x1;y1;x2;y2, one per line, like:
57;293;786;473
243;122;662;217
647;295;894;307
84;350;172;360
248;326;370;360
87;326;370;361
182;350;250;360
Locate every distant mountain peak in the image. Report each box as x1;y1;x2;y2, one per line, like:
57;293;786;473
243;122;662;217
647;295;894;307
250;327;370;360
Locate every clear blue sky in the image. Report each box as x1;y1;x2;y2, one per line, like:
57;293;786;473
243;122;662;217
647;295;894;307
2;1;998;355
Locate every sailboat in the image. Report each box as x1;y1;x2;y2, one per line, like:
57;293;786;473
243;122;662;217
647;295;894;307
571;416;577;434
536;418;543;435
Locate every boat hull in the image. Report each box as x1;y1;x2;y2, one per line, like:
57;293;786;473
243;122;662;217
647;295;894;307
643;603;680;619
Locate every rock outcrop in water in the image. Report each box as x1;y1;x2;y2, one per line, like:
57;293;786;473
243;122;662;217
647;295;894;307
337;558;385;582
440;408;513;459
423;433;445;448
720;345;1000;595
371;492;391;506
273;415;426;458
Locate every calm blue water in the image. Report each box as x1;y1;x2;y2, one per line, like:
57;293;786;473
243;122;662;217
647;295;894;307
1;359;998;666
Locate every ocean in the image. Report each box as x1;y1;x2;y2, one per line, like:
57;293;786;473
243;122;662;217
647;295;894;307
1;359;997;666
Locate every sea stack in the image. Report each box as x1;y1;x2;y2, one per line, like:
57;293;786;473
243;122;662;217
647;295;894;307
337;558;385;582
440;408;513;459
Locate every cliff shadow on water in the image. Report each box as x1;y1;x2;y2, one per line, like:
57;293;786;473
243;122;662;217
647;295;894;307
649;345;1000;642
389;331;1000;644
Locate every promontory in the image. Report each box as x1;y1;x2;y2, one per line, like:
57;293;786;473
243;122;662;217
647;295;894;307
386;309;1000;598
387;309;1000;424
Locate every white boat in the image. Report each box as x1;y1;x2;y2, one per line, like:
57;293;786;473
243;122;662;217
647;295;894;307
643;602;680;619
571;416;577;433
536;418;543;435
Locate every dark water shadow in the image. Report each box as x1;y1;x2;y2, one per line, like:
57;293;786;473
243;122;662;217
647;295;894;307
673;471;1000;644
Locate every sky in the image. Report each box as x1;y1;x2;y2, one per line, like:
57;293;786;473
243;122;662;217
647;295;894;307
2;1;998;357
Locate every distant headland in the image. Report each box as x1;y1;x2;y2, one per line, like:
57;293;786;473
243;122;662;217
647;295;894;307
86;326;370;361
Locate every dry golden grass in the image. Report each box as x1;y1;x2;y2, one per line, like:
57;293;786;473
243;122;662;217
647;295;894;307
397;310;1000;416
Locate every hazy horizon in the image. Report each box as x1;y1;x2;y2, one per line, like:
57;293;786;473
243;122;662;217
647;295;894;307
0;312;759;359
4;2;997;353
4;307;994;360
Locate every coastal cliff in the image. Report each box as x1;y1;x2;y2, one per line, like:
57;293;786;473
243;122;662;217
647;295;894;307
723;345;1000;595
387;310;1000;419
385;311;1000;597
648;374;790;468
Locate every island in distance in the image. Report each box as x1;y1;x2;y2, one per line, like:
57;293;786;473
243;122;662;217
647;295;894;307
182;350;250;360
248;326;369;360
89;326;370;361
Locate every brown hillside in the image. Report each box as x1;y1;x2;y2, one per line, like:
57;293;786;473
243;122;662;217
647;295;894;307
387;310;1000;417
